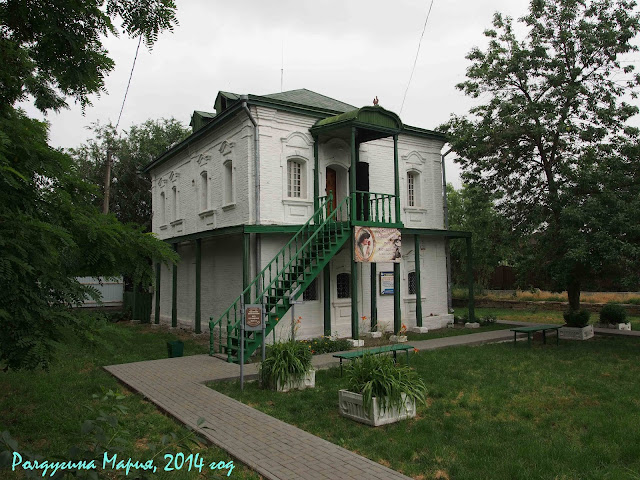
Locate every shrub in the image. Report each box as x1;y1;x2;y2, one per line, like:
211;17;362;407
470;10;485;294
259;340;312;390
298;337;352;355
345;354;427;415
563;309;591;328
599;304;627;325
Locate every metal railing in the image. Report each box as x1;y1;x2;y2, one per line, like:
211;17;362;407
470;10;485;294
354;191;399;224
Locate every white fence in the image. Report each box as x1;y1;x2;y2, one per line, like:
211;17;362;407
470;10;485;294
76;277;124;307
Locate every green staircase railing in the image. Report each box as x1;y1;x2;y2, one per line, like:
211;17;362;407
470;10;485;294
209;193;352;362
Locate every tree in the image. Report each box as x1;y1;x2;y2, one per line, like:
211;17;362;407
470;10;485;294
0;1;179;369
447;183;514;288
441;0;640;310
71;119;190;230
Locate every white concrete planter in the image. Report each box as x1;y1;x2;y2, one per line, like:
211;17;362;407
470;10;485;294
348;339;365;347
465;322;480;329
409;326;429;334
275;369;315;393
559;325;594;340
595;322;632;331
422;314;455;330
362;332;383;339
338;389;416;426
389;335;407;343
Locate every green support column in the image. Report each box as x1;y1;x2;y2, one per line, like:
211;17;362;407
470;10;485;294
323;264;331;336
370;263;377;331
351;234;359;340
393;134;401;223
394;262;401;333
172;244;178;328
243;233;250;304
154;262;161;324
414;235;423;327
466;236;475;322
195;238;202;334
313;135;319;214
350;127;356;223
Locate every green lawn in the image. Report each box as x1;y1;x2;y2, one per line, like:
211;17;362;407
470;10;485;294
0;315;260;480
457;306;640;330
212;335;640;480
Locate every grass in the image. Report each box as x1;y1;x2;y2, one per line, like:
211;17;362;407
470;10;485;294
0;314;260;480
452;288;640;305
211;335;640;480
455;307;640;331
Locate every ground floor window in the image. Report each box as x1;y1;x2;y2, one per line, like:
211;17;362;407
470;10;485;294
336;273;350;299
303;278;318;301
408;271;417;295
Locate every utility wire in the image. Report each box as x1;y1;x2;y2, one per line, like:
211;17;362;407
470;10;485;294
400;0;435;114
115;36;142;131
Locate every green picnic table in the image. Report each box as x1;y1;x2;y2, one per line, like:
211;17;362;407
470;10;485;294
510;325;561;346
333;344;414;376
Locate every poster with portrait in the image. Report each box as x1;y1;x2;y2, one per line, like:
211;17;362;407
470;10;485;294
353;227;401;263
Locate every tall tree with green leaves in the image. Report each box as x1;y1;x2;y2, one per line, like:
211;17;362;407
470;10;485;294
441;0;640;310
0;1;179;369
71;119;190;230
447;183;514;288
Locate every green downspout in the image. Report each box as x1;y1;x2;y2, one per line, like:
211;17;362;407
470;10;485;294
195;238;202;334
414;235;423;327
323;264;331;336
243;233;250;304
172;244;178;328
154;262;160;324
466;236;475;322
393;134;401;223
393;134;401;333
313;136;319;214
370;263;377;331
350;127;356;223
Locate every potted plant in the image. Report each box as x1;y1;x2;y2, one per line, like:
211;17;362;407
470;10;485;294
597;304;631;330
338;354;426;426
259;340;315;392
390;323;408;343
559;309;594;340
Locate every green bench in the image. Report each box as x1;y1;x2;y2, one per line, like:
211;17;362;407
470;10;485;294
510;325;561;346
333;344;414;375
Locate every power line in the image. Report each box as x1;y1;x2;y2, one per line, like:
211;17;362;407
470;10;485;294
400;0;435;114
115;36;142;131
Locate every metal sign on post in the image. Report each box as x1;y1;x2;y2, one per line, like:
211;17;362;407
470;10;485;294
240;304;264;391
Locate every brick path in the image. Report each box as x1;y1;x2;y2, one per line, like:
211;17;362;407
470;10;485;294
104;329;516;480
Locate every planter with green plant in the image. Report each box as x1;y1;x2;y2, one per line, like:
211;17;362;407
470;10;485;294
596;304;631;330
259;340;315;392
339;353;427;426
559;309;594;340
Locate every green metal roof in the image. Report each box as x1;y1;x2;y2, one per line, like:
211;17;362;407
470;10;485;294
313;105;402;131
262;89;355;113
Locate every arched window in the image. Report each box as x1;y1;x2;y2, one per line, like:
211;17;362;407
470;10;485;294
337;273;350;299
200;171;209;211
287;159;306;198
407;171;420;207
172;186;178;221
408;271;417;295
224;160;234;205
160;191;166;224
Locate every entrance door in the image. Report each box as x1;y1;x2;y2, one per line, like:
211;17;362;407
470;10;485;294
326;167;337;216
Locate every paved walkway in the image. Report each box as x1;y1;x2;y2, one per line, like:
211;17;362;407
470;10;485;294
105;329;517;480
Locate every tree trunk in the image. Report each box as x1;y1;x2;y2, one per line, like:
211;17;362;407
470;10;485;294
567;279;581;311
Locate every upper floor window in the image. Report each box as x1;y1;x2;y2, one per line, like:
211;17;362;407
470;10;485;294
224;160;234;205
160;191;166;224
200;171;209;211
287;159;307;199
172;186;178;221
407;171;420;207
337;273;350;299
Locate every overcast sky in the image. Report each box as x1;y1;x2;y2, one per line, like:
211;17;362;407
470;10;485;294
23;0;539;188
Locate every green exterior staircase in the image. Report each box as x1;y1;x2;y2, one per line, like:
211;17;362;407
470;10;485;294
209;194;351;363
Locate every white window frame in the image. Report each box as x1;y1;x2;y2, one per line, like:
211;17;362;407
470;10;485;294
285;157;308;200
200;171;209;212
223;159;235;207
407;171;418;207
159;191;166;225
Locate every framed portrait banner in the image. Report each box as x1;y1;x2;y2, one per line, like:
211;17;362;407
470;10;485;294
353;226;401;263
379;272;394;295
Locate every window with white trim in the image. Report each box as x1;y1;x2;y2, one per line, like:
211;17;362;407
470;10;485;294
172;186;178;221
303;278;318;301
224;160;234;205
287;159;306;198
200;171;209;211
407;171;420;207
160;191;166;224
408;271;417;295
337;273;350;299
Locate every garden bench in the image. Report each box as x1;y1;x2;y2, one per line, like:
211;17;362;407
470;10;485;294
510;325;561;346
333;344;414;376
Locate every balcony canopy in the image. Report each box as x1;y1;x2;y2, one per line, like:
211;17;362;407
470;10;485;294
310;105;403;144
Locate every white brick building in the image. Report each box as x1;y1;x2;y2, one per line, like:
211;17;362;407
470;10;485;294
144;89;471;361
